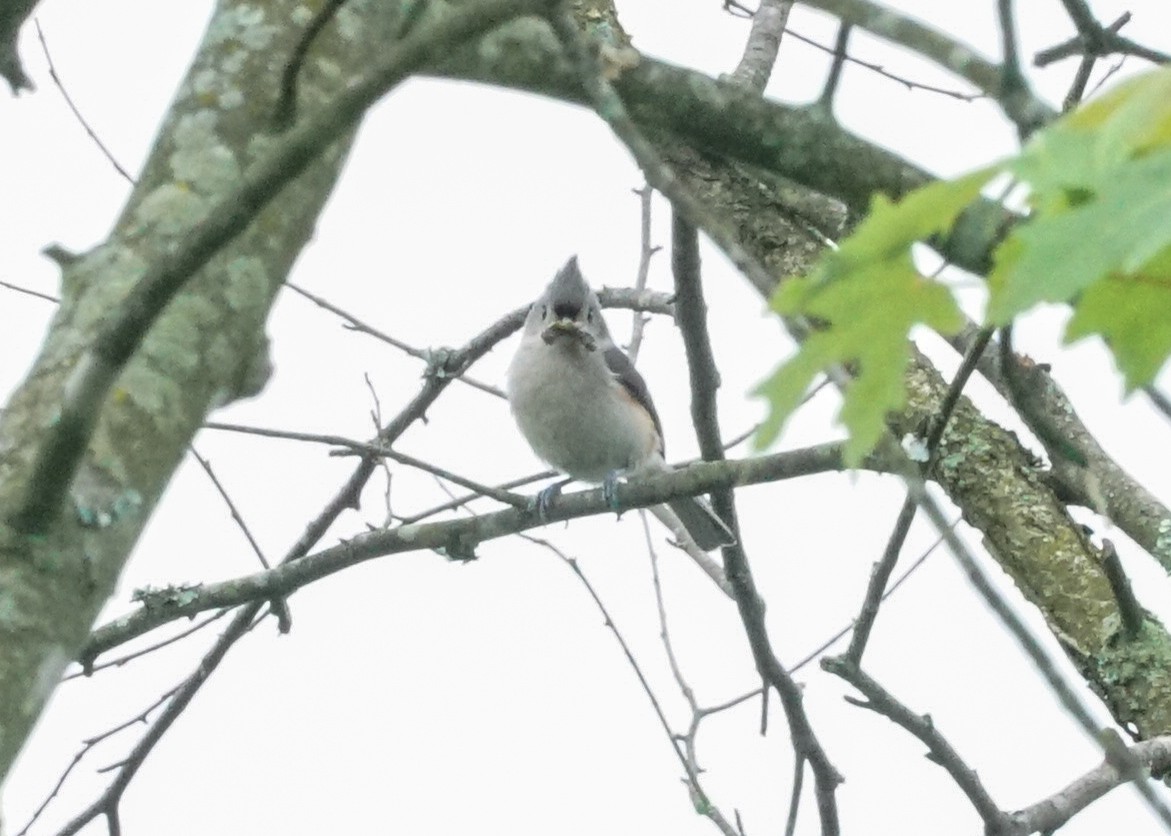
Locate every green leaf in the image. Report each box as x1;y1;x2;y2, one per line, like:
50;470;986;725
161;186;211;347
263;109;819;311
1064;66;1171;156
988;146;1171;322
757;256;966;465
803;166;1000;289
755;168;992;463
755;170;995;464
1065;246;1171;389
1010;129;1106;212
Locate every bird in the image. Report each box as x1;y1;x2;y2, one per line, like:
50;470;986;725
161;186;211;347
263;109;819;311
506;256;735;551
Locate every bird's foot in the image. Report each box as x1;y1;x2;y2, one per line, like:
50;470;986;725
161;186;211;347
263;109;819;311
534;480;566;520
603;470;624;515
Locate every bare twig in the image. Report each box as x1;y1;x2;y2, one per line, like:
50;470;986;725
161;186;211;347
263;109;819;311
647;505;734;596
924;327;993;455
64;610;229;680
821;656;1013;831
397;469;557;523
395;424;759;527
271;0;349;129
817;24;852;110
0;278;59;304
784;751;805;836
202;421;529;509
362;373;397;527
540;535;738;836
33;20;135;185
1145;386;1171;423
1035;9;1169;68
626;185;660;363
18;685;179;836
286;281;506;398
189;449;272;570
641;517;740;835
55;609;256;835
995;0;1042;139
787;520;952;675
782;25;979;101
843;494;916;664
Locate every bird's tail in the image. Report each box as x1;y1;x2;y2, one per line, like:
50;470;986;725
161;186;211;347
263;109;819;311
665;496;736;551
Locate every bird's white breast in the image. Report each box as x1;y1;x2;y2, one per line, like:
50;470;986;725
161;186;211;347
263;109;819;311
507;337;657;483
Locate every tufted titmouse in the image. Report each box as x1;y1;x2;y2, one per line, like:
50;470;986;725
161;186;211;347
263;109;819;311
506;256;735;551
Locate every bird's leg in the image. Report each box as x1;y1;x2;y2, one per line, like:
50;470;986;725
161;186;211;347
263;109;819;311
534;477;573;520
603;470;624;515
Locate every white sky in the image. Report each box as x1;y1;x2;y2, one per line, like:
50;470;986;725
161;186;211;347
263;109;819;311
2;1;1171;834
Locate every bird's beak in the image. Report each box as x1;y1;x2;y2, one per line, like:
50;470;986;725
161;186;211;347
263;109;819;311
541;319;596;351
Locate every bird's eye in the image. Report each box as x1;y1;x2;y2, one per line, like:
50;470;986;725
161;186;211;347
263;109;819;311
586;308;594;323
540;304;548;318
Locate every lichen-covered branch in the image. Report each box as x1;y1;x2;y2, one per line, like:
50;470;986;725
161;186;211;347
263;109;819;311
83;442;849;659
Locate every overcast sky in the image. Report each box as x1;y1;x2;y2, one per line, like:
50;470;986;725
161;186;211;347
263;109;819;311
3;1;1171;834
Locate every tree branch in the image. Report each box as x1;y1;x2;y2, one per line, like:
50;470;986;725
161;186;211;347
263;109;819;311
729;0;793;91
1010;735;1171;834
822;655;1013;831
83;442;849;659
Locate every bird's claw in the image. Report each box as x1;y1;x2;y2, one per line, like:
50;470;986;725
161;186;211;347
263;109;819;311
534;483;563;520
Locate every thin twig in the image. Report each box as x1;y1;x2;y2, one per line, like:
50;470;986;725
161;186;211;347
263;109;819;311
821;657;1013;831
286;282;506;399
1100;539;1145;640
817;23;851;110
626;185;660;363
783;752;805;836
395;424;759;526
924;327;993;455
786;521;952;675
995;0;1044;140
65;610;229;680
0;278;59;303
16;685;179;836
202;421;530;509
795;0;1055;126
1145;386;1171;423
1035;9;1168;68
189;448;272;570
844;494;916;664
783;25;980;101
642;516;739;835
33;20;135;184
540;535;737;836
